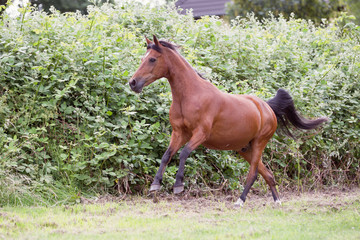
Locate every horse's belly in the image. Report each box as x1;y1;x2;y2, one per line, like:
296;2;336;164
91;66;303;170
202;138;250;151
202;124;256;151
202;103;261;150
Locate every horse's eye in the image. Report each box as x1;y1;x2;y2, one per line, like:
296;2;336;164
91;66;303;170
149;58;156;63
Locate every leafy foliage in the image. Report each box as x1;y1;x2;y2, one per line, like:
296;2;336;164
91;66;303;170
226;0;348;24
347;0;360;25
29;0;114;13
0;0;10;15
0;1;359;205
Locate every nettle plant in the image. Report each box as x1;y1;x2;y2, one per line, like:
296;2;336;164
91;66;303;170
0;2;359;205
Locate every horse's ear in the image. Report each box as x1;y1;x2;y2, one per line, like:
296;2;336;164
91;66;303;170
153;35;159;46
145;36;151;45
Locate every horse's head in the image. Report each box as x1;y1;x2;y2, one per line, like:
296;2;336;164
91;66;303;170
129;35;169;93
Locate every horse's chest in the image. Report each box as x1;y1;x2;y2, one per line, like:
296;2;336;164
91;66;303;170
169;104;199;131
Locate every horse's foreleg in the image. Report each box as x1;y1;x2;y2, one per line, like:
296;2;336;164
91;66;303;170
150;131;186;192
173;129;207;194
150;147;174;192
173;145;192;194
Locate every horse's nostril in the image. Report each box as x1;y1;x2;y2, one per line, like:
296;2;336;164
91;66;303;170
129;79;137;87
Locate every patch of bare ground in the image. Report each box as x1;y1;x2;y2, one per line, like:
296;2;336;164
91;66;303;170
80;186;360;214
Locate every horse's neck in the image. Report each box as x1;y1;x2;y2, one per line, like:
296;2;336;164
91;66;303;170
166;52;203;102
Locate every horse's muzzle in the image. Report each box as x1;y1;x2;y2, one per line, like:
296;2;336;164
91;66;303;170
129;78;145;93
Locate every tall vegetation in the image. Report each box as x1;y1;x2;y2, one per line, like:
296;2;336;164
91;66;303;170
29;0;114;13
0;0;113;14
347;0;360;25
226;0;354;24
0;0;8;15
0;1;359;206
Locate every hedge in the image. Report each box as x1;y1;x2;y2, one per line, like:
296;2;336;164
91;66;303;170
0;2;359;205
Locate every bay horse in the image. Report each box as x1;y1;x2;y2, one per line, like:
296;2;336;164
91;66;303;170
129;35;327;206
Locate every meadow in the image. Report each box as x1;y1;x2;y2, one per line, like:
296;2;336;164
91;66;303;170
1;189;360;239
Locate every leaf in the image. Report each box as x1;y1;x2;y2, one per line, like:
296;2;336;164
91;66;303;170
84;60;98;66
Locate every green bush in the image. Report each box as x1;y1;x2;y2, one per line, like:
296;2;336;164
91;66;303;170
0;2;359;205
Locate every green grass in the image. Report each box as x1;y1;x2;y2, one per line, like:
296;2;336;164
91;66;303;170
1;190;359;240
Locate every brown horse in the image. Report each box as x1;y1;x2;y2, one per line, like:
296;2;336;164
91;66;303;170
129;35;327;206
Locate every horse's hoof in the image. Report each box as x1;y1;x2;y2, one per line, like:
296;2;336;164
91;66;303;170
150;184;161;192
173;185;184;194
275;199;282;205
152;191;159;203
234;198;244;208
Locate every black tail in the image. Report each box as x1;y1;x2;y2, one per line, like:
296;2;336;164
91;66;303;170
267;89;328;138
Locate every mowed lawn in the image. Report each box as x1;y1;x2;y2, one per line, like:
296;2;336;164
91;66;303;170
1;189;359;240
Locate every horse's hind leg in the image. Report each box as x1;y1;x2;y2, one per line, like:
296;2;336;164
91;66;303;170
235;138;272;207
258;162;281;203
235;160;259;207
237;147;280;206
235;147;260;206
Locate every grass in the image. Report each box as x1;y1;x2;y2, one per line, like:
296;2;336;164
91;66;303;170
0;189;359;240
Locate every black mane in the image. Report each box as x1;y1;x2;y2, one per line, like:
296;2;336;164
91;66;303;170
147;40;178;53
147;39;206;80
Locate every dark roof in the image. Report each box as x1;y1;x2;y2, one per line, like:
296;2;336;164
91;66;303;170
175;0;230;18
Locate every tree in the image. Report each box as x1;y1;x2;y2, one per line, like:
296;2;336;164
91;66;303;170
0;0;8;15
347;0;360;25
226;0;347;24
29;0;113;14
